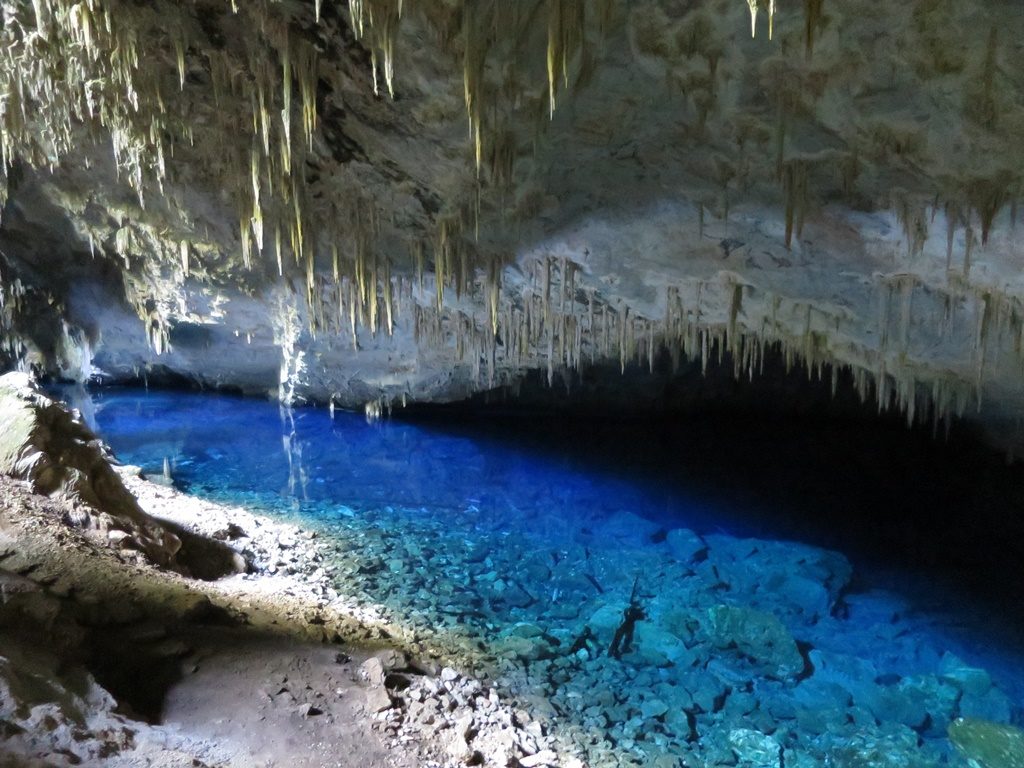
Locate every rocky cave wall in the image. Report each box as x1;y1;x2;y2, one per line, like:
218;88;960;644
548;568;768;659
0;0;1022;449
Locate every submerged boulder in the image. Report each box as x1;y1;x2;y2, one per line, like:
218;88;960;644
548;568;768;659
938;654;992;697
705;604;805;679
728;729;782;768
702;535;853;621
595;511;664;547
948;718;1024;768
665;528;708;563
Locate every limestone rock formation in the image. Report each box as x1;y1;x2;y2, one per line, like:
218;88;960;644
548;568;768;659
0;0;1021;448
0;371;182;565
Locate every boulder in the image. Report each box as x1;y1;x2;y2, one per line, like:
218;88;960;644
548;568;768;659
702;535;852;618
595;511;664;546
959;687;1014;723
828;723;938;768
948;718;1024;768
938;653;993;697
665;529;707;563
728;729;782;768
705;604;805;678
860;678;931;732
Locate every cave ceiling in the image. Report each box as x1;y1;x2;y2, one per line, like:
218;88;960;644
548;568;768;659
0;0;1022;448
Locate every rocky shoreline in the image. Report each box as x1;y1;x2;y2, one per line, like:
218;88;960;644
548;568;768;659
122;468;583;768
0;466;580;768
0;373;579;768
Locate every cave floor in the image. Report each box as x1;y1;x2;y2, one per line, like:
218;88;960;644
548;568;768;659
0;475;434;768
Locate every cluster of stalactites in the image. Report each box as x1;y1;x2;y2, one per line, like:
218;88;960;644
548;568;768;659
347;0;402;98
0;0;163;201
347;0;598;181
746;0;777;40
301;255;978;437
0;0;338;351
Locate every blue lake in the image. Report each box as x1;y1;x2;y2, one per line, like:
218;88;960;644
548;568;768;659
82;387;1024;765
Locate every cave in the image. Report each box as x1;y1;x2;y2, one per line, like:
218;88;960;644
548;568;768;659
1;1;1023;767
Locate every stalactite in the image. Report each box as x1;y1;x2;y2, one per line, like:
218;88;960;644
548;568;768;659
895;277;912;352
963;225;975;278
945;202;959;273
804;0;823;56
727;281;743;353
782;160;808;248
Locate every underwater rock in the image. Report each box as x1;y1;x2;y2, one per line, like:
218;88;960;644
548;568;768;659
772;575;833;621
851;673;959;736
705;604;805;679
959;687;1014;724
665;528;708;563
728;728;782;768
703;537;853;620
680;669;729;714
632;623;696;667
948;719;1024;768
792;678;853;735
938;654;993;697
595;511;664;546
497;635;553;662
639;698;670;720
827;723;938;768
489;580;535;609
588;604;626;638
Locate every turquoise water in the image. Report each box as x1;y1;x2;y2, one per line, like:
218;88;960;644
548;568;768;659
84;388;1024;766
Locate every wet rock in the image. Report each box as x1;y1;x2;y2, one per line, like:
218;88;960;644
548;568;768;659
490;581;535;609
773;574;833;620
807;649;878;702
499;635;553;662
827;723;935;768
860;675;958;734
938;653;992;697
792;678;851;735
705;604;805;678
948;718;1024;768
640;698;669;719
588;604;624;637
596;511;663;546
665;529;707;563
680;670;728;714
630;624;693;668
728;729;781;768
959;687;1014;723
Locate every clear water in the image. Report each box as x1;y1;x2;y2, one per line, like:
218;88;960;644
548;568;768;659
84;388;1024;765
